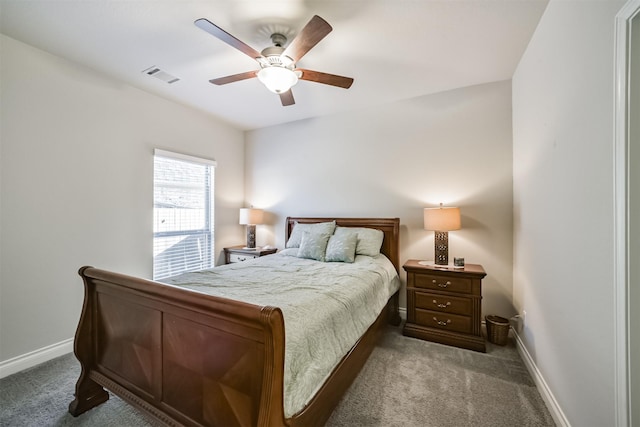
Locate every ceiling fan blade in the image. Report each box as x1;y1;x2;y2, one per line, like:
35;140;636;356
279;90;295;106
209;71;257;85
195;18;263;60
297;69;354;89
282;15;332;62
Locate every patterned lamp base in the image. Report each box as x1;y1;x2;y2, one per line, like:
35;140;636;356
434;231;449;265
245;224;256;249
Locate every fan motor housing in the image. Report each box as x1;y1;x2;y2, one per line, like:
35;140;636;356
261;46;293;67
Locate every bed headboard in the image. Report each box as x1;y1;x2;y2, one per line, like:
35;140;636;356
285;217;400;272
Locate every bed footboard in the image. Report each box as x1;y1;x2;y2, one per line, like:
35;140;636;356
69;266;286;426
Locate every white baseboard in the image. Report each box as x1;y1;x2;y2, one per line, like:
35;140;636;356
0;338;74;379
399;307;407;320
512;330;571;427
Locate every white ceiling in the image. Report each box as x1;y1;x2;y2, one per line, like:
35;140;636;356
0;0;548;130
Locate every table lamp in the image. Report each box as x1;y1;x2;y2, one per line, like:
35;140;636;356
423;203;461;265
239;208;264;249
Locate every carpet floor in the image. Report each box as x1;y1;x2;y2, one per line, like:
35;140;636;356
0;325;555;426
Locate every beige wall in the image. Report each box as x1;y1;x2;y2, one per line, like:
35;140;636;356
245;80;514;316
512;1;625;425
0;35;245;361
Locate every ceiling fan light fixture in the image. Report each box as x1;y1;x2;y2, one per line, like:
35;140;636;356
257;66;298;94
196;16;353;106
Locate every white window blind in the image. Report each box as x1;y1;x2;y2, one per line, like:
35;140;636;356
153;149;215;280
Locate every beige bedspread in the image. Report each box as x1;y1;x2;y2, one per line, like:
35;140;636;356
161;252;400;418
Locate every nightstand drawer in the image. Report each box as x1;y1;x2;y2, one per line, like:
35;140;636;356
413;274;472;294
415;308;472;334
224;246;277;264
229;253;258;263
414;291;472;316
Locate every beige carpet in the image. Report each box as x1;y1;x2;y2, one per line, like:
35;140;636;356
326;326;554;426
0;325;554;426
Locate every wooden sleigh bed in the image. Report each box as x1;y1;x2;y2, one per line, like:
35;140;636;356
68;217;401;426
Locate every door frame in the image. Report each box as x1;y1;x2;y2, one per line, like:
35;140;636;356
614;1;639;425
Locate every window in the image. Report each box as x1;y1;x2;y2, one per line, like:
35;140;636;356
153;149;215;280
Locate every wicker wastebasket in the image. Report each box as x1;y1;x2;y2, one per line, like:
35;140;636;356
485;315;510;345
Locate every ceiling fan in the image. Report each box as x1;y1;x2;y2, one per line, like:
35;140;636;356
194;15;354;106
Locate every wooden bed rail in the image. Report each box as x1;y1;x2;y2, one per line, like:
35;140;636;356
69;266;287;426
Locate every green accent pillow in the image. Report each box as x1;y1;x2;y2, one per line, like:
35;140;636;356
333;226;384;257
325;232;358;263
286;221;337;248
296;232;331;262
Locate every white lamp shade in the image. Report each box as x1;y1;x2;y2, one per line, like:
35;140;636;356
239;208;264;225
424;206;461;231
257;67;298;94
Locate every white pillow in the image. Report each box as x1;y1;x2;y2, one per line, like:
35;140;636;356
278;248;299;257
333;226;384;257
286;220;336;248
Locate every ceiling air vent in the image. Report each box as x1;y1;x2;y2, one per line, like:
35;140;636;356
142;66;180;84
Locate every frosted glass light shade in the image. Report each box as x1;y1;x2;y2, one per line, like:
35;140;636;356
239;208;264;225
257;67;298;93
424;206;461;231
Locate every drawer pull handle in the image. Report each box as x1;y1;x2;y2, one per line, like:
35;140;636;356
432;279;452;288
432;317;452;326
432;300;451;308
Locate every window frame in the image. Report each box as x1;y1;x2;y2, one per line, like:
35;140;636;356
153;149;216;280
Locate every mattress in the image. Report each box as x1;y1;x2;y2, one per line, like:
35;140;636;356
161;252;400;418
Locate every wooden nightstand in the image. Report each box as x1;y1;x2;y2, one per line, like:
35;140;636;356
223;245;277;264
403;260;487;352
